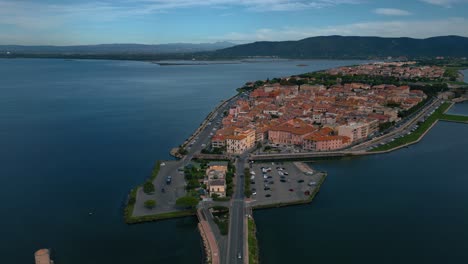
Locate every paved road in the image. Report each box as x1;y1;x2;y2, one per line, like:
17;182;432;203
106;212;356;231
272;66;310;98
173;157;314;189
226;156;247;264
351;98;441;151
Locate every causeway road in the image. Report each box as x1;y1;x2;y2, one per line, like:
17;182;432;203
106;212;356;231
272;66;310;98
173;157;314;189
226;155;247;264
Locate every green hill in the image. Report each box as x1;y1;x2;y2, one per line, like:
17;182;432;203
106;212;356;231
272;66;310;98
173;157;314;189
214;35;468;59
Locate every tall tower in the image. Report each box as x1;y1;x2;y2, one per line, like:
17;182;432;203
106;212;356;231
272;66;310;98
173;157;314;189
34;249;52;264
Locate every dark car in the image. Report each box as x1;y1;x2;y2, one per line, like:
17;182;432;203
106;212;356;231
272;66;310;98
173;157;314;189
269;181;274;184
280;179;286;183
161;188;165;193
297;179;304;183
265;194;271;198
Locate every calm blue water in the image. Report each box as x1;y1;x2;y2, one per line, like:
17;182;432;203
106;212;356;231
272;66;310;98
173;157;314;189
448;69;468;115
447;102;468;115
0;58;366;263
255;120;468;263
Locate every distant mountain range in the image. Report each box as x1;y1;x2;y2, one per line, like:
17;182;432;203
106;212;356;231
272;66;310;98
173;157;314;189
0;42;235;54
1;36;468;60
213;35;468;59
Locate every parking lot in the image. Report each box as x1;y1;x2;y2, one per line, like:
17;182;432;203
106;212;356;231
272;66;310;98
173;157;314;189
133;160;187;217
247;161;325;207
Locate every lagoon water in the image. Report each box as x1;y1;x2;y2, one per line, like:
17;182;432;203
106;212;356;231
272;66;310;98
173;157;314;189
255;118;468;263
0;58;367;263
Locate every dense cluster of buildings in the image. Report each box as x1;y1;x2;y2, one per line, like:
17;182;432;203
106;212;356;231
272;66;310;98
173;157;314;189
327;62;445;80
211;68;428;154
204;161;228;197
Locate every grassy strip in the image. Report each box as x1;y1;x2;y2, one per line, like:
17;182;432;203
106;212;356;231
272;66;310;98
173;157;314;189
124;161;162;224
244;168;252;198
370;102;452;152
439;114;468;123
248;217;259;264
213;211;229;236
252;172;327;210
125;210;195;224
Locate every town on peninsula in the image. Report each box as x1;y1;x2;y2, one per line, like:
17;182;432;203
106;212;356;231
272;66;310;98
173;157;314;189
123;60;467;264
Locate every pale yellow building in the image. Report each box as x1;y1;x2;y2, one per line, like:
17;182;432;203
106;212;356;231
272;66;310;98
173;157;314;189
206;161;228;175
225;129;255;154
209;179;226;197
338;121;377;142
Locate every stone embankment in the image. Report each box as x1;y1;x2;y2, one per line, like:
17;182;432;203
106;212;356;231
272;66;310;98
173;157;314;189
197;209;220;264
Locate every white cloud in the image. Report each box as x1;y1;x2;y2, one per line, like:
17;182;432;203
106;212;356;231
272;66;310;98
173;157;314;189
0;0;362;30
209;17;468;42
420;0;468;7
140;0;361;12
374;8;411;16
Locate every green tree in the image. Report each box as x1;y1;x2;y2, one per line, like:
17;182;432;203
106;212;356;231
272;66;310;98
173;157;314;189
143;181;155;194
176;196;199;209
178;146;188;155
144;199;156;209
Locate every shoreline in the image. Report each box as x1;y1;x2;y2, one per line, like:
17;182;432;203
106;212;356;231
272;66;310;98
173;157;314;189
121;64;467;264
125;71;468;224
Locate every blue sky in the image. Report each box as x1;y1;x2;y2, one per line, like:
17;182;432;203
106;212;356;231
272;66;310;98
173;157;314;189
1;0;467;45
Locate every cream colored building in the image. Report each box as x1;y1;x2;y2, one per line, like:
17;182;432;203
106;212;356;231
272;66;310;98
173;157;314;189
338;120;378;142
205;161;228;197
206;161;228;175
225;129;255;154
209;179;226;197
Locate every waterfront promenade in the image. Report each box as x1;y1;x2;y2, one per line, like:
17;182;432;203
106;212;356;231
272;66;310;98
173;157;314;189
123;67;467;263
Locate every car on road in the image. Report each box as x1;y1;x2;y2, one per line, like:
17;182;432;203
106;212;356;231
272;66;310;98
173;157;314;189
308;181;317;186
289;188;294;192
280;179;286;183
297;179;304;183
166;176;172;184
252;191;257;196
265;194;271;198
238;253;242;259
